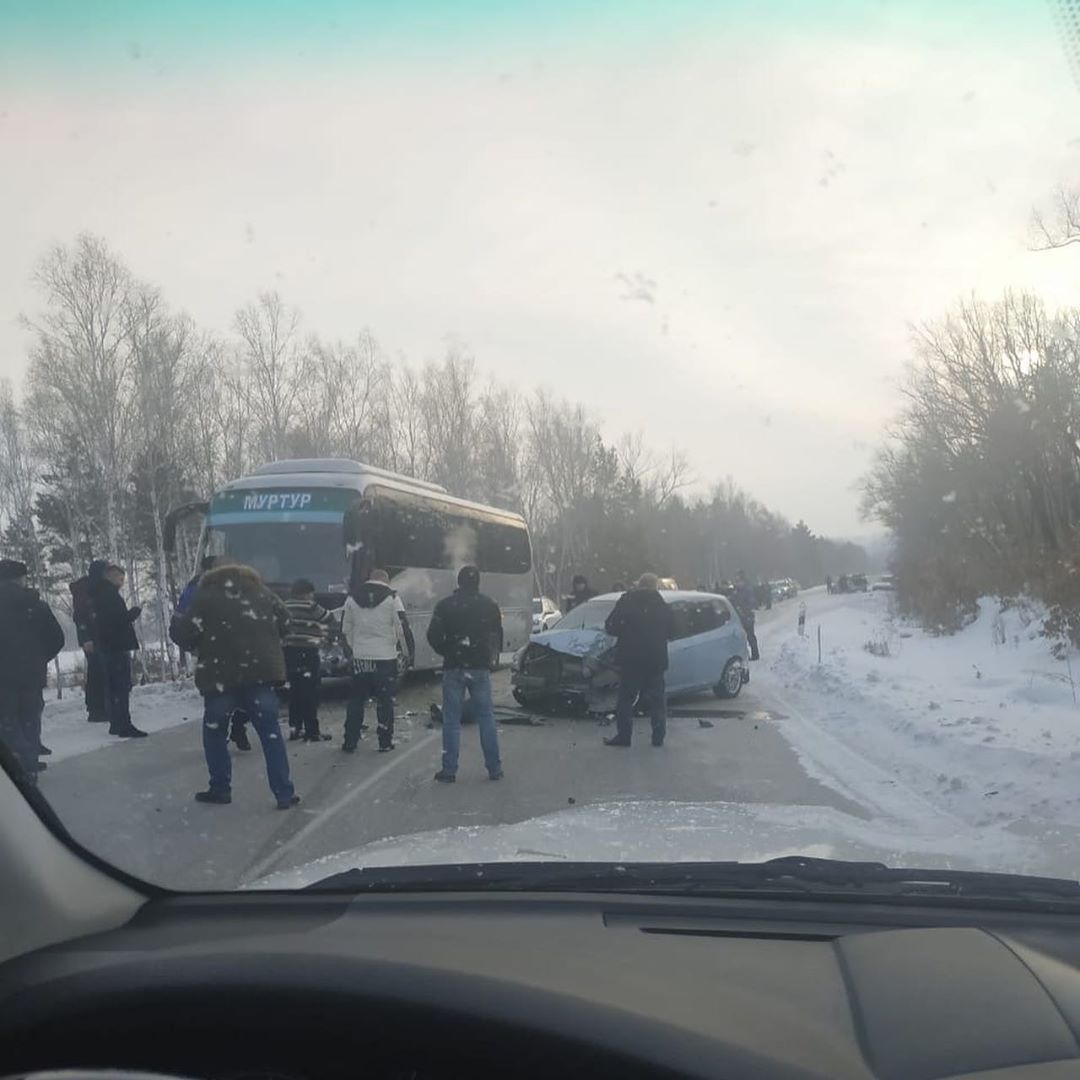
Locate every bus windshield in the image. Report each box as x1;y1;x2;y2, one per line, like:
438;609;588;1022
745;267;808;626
204;522;348;592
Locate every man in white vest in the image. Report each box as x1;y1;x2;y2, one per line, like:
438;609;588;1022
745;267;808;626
340;568;414;753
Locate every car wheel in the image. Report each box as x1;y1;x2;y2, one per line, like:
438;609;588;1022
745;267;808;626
513;688;538;707
714;658;745;699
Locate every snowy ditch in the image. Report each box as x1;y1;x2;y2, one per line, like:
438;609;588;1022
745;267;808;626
757;589;1080;880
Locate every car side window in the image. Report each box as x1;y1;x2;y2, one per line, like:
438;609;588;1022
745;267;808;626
667;601;696;640
686;600;721;636
711;599;732;627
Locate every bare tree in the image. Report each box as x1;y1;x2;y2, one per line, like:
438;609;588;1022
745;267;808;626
0;382;42;581
1031;186;1080;250
476;383;523;509
128;291;201;678
296;331;387;461
386;364;429;479
652;447;693;507
524;391;599;596
22;233;136;559
420;347;479;497
234;291;306;462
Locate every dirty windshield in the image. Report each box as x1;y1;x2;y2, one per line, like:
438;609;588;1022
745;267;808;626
3;0;1080;895
552;600;616;633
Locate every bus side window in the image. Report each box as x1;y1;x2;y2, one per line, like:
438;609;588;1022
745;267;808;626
478;521;531;574
376;498;444;570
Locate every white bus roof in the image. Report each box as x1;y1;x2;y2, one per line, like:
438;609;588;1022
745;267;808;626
247;458;447;493
221;459;527;526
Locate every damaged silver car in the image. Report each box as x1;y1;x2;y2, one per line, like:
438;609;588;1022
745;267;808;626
511;590;751;714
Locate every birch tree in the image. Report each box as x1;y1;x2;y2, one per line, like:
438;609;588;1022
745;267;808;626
234;291;306;462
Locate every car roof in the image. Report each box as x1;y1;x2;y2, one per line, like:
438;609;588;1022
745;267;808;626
590;590;727;604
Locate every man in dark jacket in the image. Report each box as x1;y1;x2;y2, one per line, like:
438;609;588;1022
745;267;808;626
565;574;597;612
89;563;147;738
172;562;299;809
426;565;503;782
170;555;250;751
732;571;760;661
70;560;108;723
0;559;64;778
602;572;675;748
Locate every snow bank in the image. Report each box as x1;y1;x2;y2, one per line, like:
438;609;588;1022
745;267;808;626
759;590;1080;878
41;681;202;763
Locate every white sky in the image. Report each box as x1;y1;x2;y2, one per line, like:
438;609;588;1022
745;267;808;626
2;5;1079;535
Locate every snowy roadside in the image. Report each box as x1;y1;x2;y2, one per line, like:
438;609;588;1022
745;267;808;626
41;681;202;763
756;589;1080;878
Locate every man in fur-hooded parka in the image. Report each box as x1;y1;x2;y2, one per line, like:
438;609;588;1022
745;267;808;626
172;563;290;696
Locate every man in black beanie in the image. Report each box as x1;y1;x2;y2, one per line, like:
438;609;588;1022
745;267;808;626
426;565;504;783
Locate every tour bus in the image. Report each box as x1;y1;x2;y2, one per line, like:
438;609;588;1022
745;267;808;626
167;459;533;674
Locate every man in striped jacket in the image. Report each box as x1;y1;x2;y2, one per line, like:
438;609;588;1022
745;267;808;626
283;579;336;742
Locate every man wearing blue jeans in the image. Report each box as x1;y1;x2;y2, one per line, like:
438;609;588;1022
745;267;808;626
172;562;299;810
201;685;293;805
427;565;504;782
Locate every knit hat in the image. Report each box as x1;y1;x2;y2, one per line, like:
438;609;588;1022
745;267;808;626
0;559;28;581
457;565;480;591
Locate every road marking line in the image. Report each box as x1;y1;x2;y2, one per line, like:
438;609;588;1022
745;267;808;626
242;730;439;884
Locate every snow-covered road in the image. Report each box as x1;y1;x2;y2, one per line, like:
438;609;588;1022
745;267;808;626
34;589;1080;889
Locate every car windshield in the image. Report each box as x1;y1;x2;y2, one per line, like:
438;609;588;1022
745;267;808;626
551;599;618;632
4;0;1080;902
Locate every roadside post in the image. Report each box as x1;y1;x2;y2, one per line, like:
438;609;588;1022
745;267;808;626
817;625;822;666
798;602;806;637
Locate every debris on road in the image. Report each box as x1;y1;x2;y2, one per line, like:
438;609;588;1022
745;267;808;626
498;709;545;726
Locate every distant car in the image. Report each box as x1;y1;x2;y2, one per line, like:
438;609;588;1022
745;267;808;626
512;590;750;713
658;577;679;591
872;574;896;592
770;579;797;601
836;573;869;593
532;596;562;633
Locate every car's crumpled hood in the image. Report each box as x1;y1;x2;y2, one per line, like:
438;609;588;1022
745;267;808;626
530;627;615;659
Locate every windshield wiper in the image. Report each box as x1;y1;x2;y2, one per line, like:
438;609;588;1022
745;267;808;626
303;856;1080;909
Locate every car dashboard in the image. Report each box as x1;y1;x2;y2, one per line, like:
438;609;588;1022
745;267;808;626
4;889;1080;1079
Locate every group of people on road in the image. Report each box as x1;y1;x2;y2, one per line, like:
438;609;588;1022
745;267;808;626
0;543;510;806
3;546;764;804
0;554;147;785
168;558;506;805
